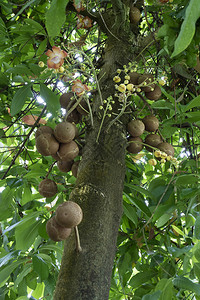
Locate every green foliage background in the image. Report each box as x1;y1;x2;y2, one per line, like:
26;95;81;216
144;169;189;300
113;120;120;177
1;0;200;299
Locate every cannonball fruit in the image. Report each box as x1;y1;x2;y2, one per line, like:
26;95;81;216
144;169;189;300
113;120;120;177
54;121;76;143
138;74;155;92
127;137;143;154
58;141;79;161
35;126;53;139
129;6;141;25
36;133;59;156
127;119;145;137
55;201;83;228
142;115;159;132
129;72;140;85
71;161;80;178
59;92;75;109
66;109;81;124
145;134;162;152
46;216;72;242
57;160;73;173
157;142;175;156
145;85;162;101
38;178;57;198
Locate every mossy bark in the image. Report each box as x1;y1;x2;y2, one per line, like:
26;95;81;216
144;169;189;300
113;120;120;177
54;4;136;300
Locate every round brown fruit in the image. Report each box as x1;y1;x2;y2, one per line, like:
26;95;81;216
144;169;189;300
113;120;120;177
127;137;143;154
57;141;79;161
129;72;140;85
59;92;75;109
66;109;81;124
35;126;53;139
142;115;159;132
157;142;174;156
127;119;145;137
46;216;72;242
54;121;76;143
55;201;83;228
38;178;57;198
145;134;162;152
36;133;59;156
137;74;155;92
57;160;73;173
145;85;162;101
129;6;141;24
71;161;80;178
77;100;89;115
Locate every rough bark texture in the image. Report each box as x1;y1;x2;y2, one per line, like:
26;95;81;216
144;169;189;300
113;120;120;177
54;3;136;299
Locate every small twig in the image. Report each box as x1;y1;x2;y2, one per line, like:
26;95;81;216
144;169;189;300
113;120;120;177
74;226;82;252
45;161;57;179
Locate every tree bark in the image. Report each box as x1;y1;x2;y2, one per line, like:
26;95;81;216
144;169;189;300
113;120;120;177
54;5;136;299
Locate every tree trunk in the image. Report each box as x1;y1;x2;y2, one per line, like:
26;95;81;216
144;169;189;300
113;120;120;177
54;5;136;299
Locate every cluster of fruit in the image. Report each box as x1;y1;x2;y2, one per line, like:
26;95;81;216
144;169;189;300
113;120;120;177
126;116;175;163
46;201;83;242
36;91;90;199
35;92;89;241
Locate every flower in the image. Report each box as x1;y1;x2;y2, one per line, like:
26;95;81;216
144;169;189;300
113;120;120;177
148;158;157;166
118;84;126;93
45;46;68;69
73;0;84;12
77;15;92;29
38;61;44;68
72;80;89;96
113;76;121;83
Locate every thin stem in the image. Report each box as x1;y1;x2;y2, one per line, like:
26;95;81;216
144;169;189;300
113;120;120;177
74;226;82;252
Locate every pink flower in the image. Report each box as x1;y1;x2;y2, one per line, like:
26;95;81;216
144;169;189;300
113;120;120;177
73;0;84;12
77;15;92;29
45;46;68;69
72;80;89;96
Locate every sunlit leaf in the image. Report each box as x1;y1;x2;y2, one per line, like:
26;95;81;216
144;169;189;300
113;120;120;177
173;276;200;295
10;84;32;116
45;0;69;37
172;0;200;57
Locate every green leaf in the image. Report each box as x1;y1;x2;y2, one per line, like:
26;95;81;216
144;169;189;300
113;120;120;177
0;259;26;288
124;183;156;202
21;185;32;205
36;38;47;56
10;84;32;116
175;174;199;185
31;282;45;298
24;18;46;34
45;0;69;37
173;276;200;295
129;270;157;289
0;250;20;268
124;192;151;217
195;216;200;240
15;213;42;250
171;225;185;237
184;95;200;112
40;83;60;116
0;186;14;221
123;202;138;226
38;244;64;255
32;255;49;280
14;265;32;288
172;0;200;57
142;291;161;300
